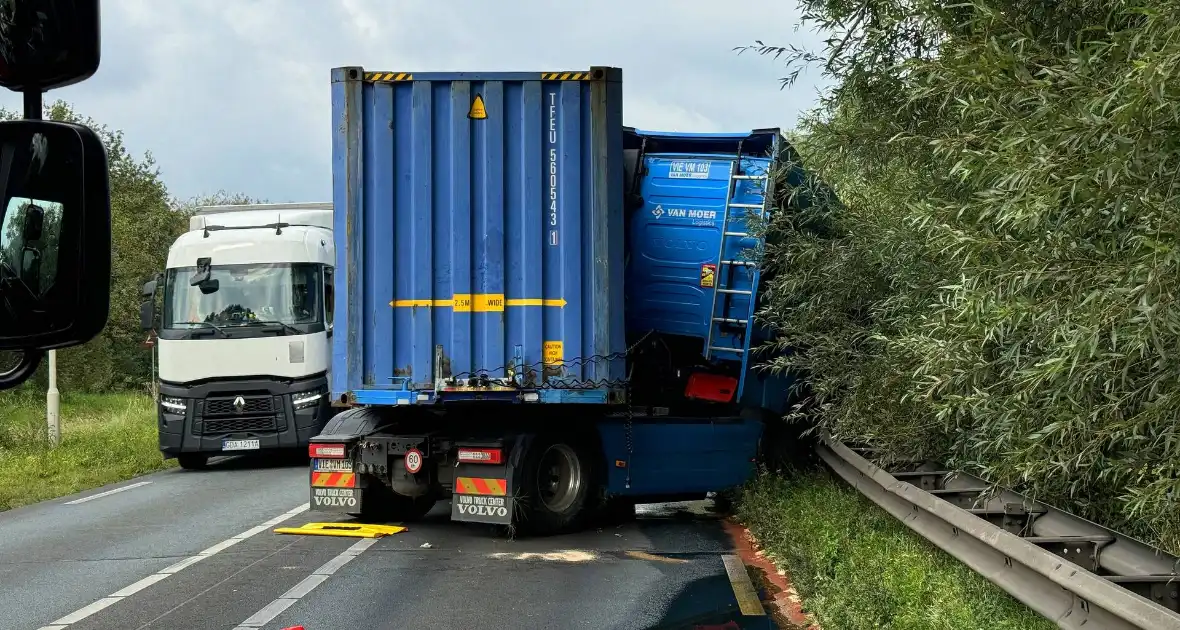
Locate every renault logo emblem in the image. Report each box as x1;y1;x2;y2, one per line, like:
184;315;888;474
233;396;246;413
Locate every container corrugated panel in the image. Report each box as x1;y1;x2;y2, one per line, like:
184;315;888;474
623;129;799;411
623;130;780;356
331;67;626;406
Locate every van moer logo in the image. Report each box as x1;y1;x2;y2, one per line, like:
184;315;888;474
650;205;717;221
233;396;246;413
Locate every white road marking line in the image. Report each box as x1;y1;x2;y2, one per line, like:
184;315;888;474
63;481;153;505
35;502;310;630
232;537;378;629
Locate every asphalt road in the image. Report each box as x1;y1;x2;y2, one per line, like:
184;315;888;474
0;456;780;630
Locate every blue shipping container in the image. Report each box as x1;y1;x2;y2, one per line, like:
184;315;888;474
331;67;626;406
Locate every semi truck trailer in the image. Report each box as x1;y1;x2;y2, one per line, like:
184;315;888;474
141;203;337;469
309;66;797;534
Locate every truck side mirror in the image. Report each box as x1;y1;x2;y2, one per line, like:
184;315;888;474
0;0;107;391
22;204;44;240
139;300;155;332
0;120;111;350
324;266;334;330
139;278;157;331
0;0;102;92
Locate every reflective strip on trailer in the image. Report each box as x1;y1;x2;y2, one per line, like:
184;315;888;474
311;472;356;488
454;477;507;496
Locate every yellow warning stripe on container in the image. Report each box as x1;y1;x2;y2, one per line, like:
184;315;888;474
455;477;508;496
541;72;593;81
506;298;567;307
364;72;413;82
390;295;567;310
311;471;356;488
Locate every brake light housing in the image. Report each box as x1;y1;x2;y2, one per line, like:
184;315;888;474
457;447;502;464
309;443;347;459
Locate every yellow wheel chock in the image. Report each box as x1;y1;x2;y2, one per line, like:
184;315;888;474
274;522;407;538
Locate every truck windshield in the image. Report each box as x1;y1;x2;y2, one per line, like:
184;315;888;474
163;262;323;329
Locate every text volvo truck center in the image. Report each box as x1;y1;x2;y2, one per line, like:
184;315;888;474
141;203;336;469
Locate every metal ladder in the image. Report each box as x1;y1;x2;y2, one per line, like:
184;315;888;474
703;159;769;361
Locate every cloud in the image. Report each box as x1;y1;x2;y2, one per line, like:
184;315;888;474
0;0;829;202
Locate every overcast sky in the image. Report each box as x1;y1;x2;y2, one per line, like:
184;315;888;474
1;0;829;203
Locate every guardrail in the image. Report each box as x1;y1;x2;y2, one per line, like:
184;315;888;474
817;435;1180;629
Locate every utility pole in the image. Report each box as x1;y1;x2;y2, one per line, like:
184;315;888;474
47;349;60;446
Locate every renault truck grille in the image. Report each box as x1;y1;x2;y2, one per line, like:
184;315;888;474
204;395;274;416
202;416;277;435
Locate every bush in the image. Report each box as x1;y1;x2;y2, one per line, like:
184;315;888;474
0;393;172;510
738;472;1054;630
755;0;1180;553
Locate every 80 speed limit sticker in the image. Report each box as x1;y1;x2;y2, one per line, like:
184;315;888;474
404;448;424;474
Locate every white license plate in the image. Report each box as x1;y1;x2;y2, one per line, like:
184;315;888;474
222;439;260;451
313;458;353;472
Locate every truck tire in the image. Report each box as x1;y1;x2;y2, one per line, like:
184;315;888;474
517;436;594;535
349;481;436;523
177;454;208;470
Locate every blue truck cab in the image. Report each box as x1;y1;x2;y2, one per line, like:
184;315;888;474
310;66;796;534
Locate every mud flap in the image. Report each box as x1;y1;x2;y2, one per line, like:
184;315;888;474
450;463;515;525
310;471;363;512
310;486;362;512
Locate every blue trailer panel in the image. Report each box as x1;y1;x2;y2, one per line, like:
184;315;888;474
626;152;772;347
598;418;762;496
331;67;626;406
623;129;787;400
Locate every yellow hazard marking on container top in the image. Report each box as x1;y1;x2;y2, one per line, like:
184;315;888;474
469;94;487;120
390;295;566;309
364;72;413;82
541;72;592;81
543;341;563;366
274;522;407;538
455;477;508;496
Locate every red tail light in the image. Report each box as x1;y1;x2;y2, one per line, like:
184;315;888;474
309;443;347;459
457;447;502;464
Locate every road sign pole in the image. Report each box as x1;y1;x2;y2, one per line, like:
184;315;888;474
47;349;60;446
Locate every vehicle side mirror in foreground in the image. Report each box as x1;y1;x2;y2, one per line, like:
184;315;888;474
0;0;102;93
0;120;111;384
0;0;107;390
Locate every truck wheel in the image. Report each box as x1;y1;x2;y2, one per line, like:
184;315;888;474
349;482;436;523
518;437;593;535
177;454;208;470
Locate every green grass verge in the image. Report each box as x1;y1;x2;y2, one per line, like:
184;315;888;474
0;392;174;511
737;471;1056;630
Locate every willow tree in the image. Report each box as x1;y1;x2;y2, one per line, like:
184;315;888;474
754;0;1180;551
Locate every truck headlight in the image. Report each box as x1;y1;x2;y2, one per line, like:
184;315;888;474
293;387;326;410
160;396;186;413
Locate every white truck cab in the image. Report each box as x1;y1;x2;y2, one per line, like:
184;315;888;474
141;203;335;469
